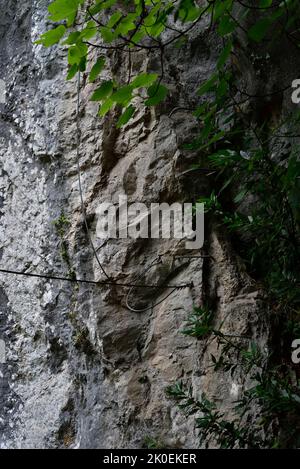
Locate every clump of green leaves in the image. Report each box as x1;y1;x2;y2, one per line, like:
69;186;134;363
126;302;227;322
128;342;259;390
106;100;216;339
37;0;300;129
167;363;300;448
198;147;300;305
53;212;70;238
181;305;214;338
171;316;300;447
166;382;265;448
38;0;209;125
211;336;266;377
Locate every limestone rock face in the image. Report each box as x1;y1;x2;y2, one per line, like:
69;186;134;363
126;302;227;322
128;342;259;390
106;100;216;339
0;1;269;449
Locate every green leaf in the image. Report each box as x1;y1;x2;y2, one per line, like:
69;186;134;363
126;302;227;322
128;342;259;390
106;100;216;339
248;18;271;42
36;25;66;47
148;21;165;38
217;41;233;69
91;81;114;101
111;85;133;104
218;15;236;36
130;27;147;44
67;64;78;80
98;98;114;117
68;47;81;65
68;42;87;65
100;27;117;43
197;130;226;151
79;21;97;40
234;189;247;203
131;73;158;89
78;56;87;72
115;14;137;35
144;3;161;27
213;0;233;21
107;11;123;28
63;31;81;45
259;0;273;7
197;74;218;96
177;0;201;23
216;78;228;99
145;83;168;106
48;0;81;22
89;0;116;15
89;57;106;83
116;105;136;128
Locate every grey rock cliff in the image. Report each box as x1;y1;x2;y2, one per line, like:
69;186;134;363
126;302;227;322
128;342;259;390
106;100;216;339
0;0;269;449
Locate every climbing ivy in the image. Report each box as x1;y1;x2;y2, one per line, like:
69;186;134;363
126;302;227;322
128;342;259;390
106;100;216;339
40;0;300;448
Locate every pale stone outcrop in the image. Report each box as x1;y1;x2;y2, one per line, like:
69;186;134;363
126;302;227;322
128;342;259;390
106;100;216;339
0;0;279;449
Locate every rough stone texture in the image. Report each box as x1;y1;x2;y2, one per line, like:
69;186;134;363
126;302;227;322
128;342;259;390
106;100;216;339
0;1;272;449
